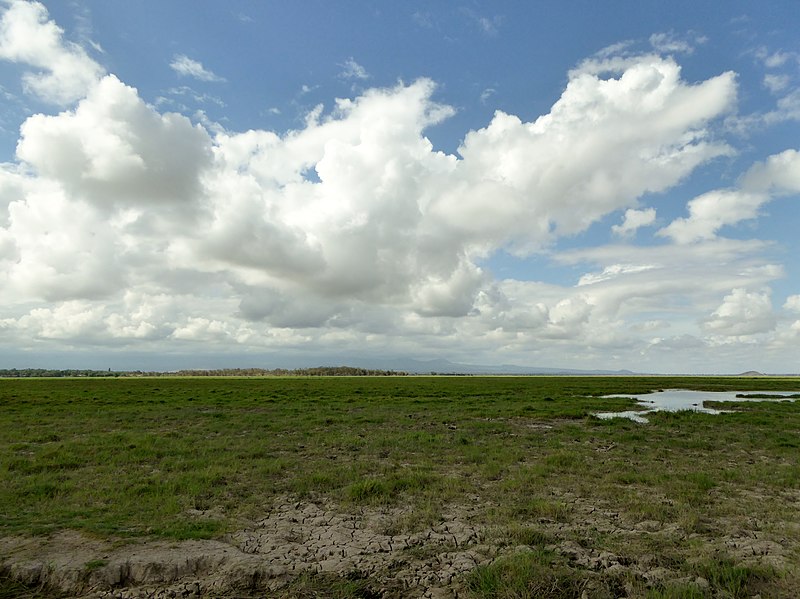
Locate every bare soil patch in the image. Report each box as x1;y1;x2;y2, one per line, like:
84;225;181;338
2;491;797;598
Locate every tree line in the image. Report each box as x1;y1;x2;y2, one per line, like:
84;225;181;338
0;369;123;378
0;367;408;378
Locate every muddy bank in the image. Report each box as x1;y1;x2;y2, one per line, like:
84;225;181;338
1;499;488;598
1;494;796;598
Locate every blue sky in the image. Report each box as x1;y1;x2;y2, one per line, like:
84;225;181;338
0;1;799;373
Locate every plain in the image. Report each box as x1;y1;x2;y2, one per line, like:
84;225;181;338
1;376;799;598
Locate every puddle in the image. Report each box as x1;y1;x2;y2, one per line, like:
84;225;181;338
595;390;800;423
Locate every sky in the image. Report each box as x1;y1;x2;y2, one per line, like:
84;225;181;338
0;1;799;374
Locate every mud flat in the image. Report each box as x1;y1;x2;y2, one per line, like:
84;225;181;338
3;490;798;598
2;499;485;598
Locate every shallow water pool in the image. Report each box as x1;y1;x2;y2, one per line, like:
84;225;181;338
594;389;800;423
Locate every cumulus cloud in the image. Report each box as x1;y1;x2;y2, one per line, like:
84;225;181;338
170;54;225;82
16;75;213;211
741;149;800;194
661;148;800;244
449;55;735;252
0;54;741;318
784;295;800;313
4;184;125;301
1;3;795;372
0;0;104;103
13;301;109;340
612;208;656;237
659;189;768;244
704;288;776;337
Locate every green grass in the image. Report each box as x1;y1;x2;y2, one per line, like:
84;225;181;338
498;524;554;547
466;549;589;598
1;375;799;596
645;585;707;599
0;376;641;538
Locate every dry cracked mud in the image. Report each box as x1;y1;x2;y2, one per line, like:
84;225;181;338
1;499;490;598
1;493;797;598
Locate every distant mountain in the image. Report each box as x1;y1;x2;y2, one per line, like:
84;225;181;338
349;357;636;376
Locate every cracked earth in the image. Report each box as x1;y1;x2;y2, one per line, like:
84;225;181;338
2;490;797;598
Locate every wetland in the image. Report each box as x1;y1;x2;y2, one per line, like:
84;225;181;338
1;375;799;598
596;389;800;423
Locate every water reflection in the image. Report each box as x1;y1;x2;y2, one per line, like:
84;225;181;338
595;389;800;423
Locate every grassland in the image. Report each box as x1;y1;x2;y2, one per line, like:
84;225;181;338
1;376;799;597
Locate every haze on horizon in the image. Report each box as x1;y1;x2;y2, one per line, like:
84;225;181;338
0;1;799;374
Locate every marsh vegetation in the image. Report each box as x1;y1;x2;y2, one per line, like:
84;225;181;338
1;376;799;597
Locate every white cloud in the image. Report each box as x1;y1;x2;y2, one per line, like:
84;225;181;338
170;54;225;82
784;295;800;313
451;56;735;250
755;48;795;69
556;239;783;329
704;288;776;337
763;74;790;94
612;208;656;237
649;31;705;55
14;301;108;340
477;16;501;36
578;263;657;286
659;189;768;244
0;0;104;104
0;10;794;372
161;86;226;108
774;89;800;121
460;8;502;36
172;317;236;342
657;149;800;246
631;320;669;332
0;57;739;317
4;184;125;301
479;87;496;104
595;41;635;59
16;75;213;211
726;93;800;135
412;11;433;29
339;57;369;80
741;149;800;195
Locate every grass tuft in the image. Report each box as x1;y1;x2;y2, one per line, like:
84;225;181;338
466;550;585;598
